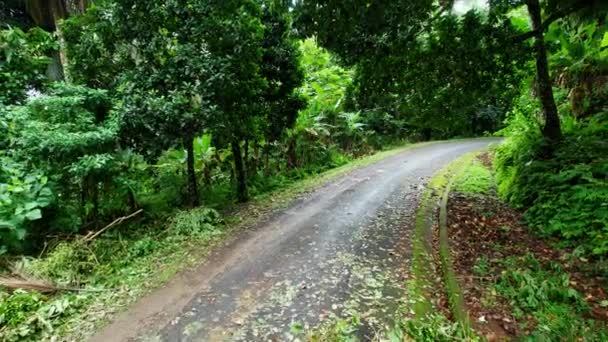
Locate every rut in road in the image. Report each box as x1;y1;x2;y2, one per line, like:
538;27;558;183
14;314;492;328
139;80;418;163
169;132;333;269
91;139;498;342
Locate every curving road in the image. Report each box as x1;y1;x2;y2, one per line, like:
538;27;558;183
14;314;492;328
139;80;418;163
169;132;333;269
91;138;499;342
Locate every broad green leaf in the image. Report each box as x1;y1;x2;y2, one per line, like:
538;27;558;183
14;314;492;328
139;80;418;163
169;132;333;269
24;209;42;221
24;202;39;211
15;227;27;240
601;32;608;49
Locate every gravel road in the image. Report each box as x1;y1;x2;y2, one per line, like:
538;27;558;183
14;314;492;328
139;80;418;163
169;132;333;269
90;138;499;342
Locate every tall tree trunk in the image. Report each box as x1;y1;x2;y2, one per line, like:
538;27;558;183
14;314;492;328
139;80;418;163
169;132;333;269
527;0;562;142
231;141;248;202
26;0;88;82
185;137;200;207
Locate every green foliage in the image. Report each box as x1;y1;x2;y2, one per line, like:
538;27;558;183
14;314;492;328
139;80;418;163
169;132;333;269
496;255;587;313
259;2;307;143
395;314;479;342
494;254;608;340
0;202;225;340
0;26;55;105
61;3;122;89
452;159;494;195
0;83;150;253
168;207;222;238
28;242;98;285
526;303;608;342
296;2;529;139
307;315;361;342
496;95;608;255
0;155;53;252
284;39;372;168
0;290;44;328
2;0;606;339
4;84;131;230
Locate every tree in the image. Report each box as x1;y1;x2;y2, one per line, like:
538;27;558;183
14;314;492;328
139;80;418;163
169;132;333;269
258;0;307;170
296;0;606;143
296;1;527;139
111;0;224;207
23;0;89;81
61;2;122;90
0;26;55;105
526;0;561;142
502;0;607;142
201;0;265;203
2;84;122;234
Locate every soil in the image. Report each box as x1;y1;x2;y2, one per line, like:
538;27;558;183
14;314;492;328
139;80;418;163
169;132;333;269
445;155;608;341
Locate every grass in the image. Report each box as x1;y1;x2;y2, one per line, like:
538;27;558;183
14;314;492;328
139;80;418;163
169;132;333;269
451;157;493;195
393;152;481;341
0;139;456;342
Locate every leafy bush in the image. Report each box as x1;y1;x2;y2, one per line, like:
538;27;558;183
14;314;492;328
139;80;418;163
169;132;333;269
0;26;56;105
495;95;608;255
28;242;98;286
395;313;479;342
0;155;53;253
168;207;222;238
0;290;44;328
0;290;86;342
528;303;608;342
1;83;150;242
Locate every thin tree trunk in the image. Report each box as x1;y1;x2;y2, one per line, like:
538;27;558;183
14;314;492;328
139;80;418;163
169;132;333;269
92;181;99;228
287;138;297;169
244;139;249;178
231;141;248;202
527;0;562;142
55;23;71;83
263;142;271;175
251;140;259;176
185;137;200;207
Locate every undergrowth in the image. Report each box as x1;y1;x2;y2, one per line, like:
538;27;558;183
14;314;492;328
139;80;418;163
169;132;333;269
0;207;224;341
451;148;608;340
451;158;493;195
494;254;608;341
495;93;608;256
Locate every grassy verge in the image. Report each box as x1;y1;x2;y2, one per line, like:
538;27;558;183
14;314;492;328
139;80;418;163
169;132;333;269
0;140;448;342
393;152;480;341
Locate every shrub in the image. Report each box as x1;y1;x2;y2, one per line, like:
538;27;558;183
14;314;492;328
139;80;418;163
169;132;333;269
0;290;44;328
0;155;53;253
168;207;222;238
495;97;608;255
28;242;98;285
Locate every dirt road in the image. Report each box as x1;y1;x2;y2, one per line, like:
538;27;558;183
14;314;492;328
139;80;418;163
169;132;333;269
91;139;499;342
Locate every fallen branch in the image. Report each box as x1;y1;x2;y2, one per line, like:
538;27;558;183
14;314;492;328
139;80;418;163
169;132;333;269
0;276;115;294
0;276;58;294
84;209;144;242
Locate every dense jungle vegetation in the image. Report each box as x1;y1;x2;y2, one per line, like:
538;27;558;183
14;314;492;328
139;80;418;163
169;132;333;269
0;0;607;340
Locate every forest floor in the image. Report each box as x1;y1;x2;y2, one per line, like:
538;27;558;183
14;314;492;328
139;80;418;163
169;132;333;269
90;139;498;341
439;152;608;340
